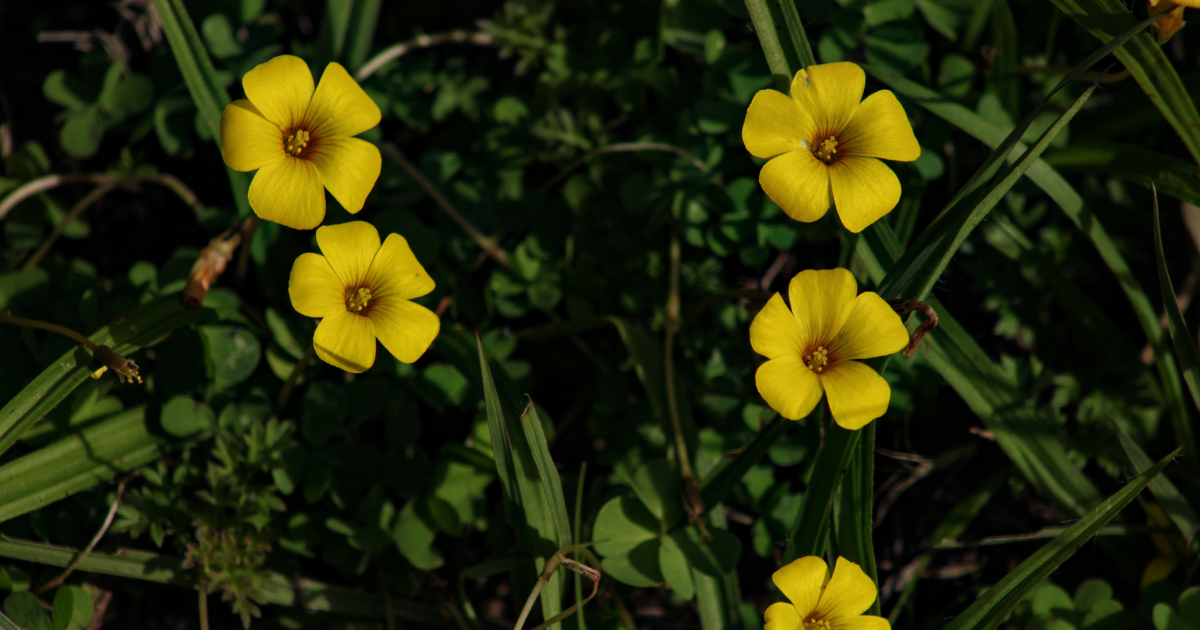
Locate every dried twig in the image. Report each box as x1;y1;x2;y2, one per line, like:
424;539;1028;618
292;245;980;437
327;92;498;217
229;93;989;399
355;30;496;82
34;474;136;594
890;299;939;356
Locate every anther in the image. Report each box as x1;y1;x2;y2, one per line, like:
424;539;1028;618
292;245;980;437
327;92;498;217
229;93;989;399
346;287;373;313
804;346;829;373
284;129;311;157
813;136;839;164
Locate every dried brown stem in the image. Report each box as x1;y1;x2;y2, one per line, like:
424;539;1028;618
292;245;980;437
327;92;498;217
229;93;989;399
890;299;939;356
0;172;206;221
355;31;496;81
34;474;135;594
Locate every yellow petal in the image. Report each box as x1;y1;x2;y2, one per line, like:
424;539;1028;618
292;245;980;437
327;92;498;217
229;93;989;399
832;616;891;630
369;298;440;364
814;558;877;621
759;150;831;223
829;292;908;361
366;234;436;301
220;100;283;172
756;356;823;421
790;62;865;137
772;556;829;620
821;361;890;430
829;156;901;233
316;221;381;288
309;136;382;214
304;62;382;138
1141;556;1178;589
765;602;802;630
242;55;314;128
313;310;376;373
288;253;344;318
750;293;804;360
248;157;326;230
840;90;920;162
743;89;815;159
788;269;857;347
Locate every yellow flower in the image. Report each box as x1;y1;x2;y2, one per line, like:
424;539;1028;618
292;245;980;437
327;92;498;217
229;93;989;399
220;55;382;230
1149;1;1188;44
765;556;889;630
1141;503;1186;588
288;221;440;373
742;62;920;233
750;268;907;430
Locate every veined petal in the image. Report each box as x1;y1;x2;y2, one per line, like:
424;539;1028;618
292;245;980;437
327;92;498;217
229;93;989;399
288;253;344;318
305;62;382;138
369;298;440;364
366;234;436;301
248;157;326;230
220;100;284;172
750;293;804;360
814;558;877;621
840;90;920;162
759;150;831;224
829;156;901;233
821;361;890;430
743;89;815;159
829;292;908;361
773;556;829;620
756;356;823;421
242;55;314;128
316;221;381;288
764;602;802;630
313;310;376;373
308;136;382;214
788;268;857;347
831;616;891;630
790;62;865;137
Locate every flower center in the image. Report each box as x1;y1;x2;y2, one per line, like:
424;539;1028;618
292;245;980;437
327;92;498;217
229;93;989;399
284;129;311;157
813;136;839;164
804;346;829;373
803;618;831;630
346;287;372;313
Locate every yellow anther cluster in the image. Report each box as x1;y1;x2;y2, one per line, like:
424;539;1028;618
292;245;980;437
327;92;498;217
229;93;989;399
284;129;311;157
804;618;831;630
804;346;829;373
347;287;373;313
813;136;839;164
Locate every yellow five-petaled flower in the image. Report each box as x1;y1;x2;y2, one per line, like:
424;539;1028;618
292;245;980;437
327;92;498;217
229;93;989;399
289;221;440;373
220;55;383;230
750;269;907;430
765;556;889;630
742;62;920;233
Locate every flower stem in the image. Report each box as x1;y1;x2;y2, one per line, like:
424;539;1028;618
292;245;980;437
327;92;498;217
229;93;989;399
0;312;97;351
277;344;316;414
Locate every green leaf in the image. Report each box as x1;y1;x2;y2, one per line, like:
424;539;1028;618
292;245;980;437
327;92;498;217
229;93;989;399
940;447;1179;630
672;526;740;576
3;592;49;630
392;500;443;570
835;422;879;614
629;459;684;528
1115;411;1200;548
0;407;161;524
159;395;214;438
658;534;695;601
59;106;106;159
200;13;242;59
50;586;93;630
699;417;788;511
1044;143;1200;208
42;70;88;111
0;612;20;630
783;424;859;562
199;324;262;390
0;294;214;459
600;540;662;588
592;495;660;557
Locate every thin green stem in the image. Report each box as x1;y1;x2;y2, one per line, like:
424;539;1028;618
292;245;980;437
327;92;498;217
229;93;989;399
277;344;316;414
573;462;588;630
744;0;795;90
774;0;817;68
0;313;97;351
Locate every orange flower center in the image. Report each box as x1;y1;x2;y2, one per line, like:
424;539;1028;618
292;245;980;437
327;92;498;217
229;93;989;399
804;346;829;373
346;286;372;313
803;618;831;630
284;128;311;157
813;136;839;164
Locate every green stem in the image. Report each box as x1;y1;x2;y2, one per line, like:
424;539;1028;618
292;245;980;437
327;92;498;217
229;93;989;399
773;0;817;68
783;423;860;562
0;313;97;351
744;0;796;90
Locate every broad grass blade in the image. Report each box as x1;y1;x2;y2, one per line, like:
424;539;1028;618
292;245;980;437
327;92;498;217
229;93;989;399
834;423;878;614
1115;423;1200;549
699;416;788;511
1152;186;1200;419
1045;143;1200;208
941;447;1180;630
782;424;859;562
0;295;213;459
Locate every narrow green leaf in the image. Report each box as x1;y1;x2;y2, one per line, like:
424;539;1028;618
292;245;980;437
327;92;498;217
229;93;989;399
0;294;214;458
1152;186;1200;418
771;0;816;69
1044;143;1200;208
834;422;878;615
1115;423;1200;549
0;611;21;630
699;416;789;511
0;407;160;523
783;424;859;563
743;0;795;91
345;0;384;70
51;585;93;630
519;400;572;549
1048;0;1200;165
0;536;444;624
941;447;1180;630
992;0;1019;119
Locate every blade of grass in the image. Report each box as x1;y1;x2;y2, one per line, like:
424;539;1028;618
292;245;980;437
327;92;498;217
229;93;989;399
1152;185;1200;418
0;407;160;523
698;416;789;511
0;295;214;458
1049;0;1200;165
345;0;384;70
743;0;795;91
940;447;1179;630
782;424;859;562
992;0;1019;119
772;0;816;69
835;422;879;614
1045;142;1200;210
1115;423;1200;549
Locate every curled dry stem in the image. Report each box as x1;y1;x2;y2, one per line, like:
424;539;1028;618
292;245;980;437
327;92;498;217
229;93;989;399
355;30;496;82
514;546;602;630
890;299;939;356
34;473;137;595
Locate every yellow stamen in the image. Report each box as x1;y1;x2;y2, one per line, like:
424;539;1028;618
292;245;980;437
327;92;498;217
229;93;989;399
804;618;831;630
804;346;829;373
284;129;311;157
346;287;372;313
813;136;839;164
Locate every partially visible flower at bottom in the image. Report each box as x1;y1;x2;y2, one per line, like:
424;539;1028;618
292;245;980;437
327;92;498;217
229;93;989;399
288;221;440;373
765;556;889;630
